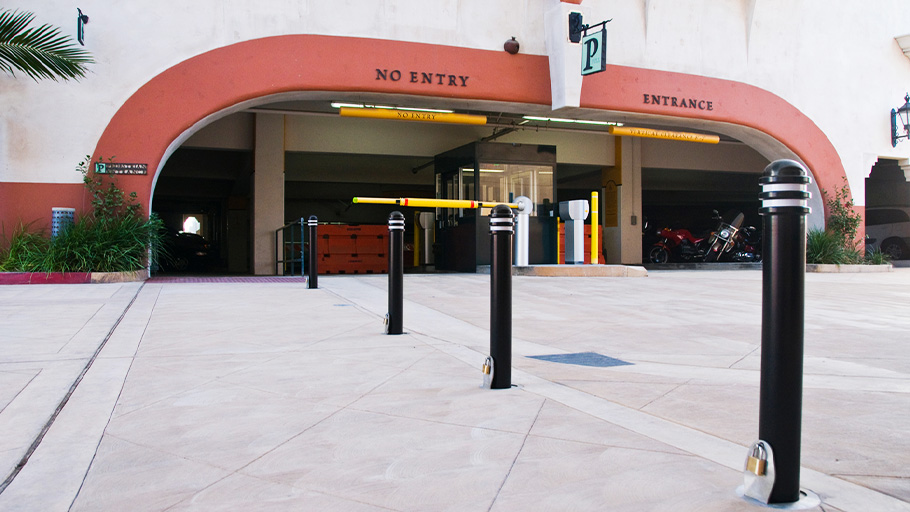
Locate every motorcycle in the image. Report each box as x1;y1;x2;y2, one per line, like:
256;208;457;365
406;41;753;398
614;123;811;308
704;210;745;262
730;224;762;262
648;225;709;263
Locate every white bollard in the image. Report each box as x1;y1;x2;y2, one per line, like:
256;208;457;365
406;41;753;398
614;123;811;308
513;196;532;266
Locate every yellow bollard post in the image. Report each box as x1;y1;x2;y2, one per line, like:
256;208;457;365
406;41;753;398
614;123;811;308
413;211;421;268
591;191;599;264
557;218;562;264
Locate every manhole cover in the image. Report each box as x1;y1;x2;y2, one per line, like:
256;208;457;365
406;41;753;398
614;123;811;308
528;352;632;368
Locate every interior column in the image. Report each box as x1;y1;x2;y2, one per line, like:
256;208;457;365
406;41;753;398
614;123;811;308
252;113;285;275
602;136;643;264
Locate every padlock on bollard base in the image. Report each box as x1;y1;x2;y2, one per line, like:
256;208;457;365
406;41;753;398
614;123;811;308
481;356;494;389
743;440;776;504
746;443;767;476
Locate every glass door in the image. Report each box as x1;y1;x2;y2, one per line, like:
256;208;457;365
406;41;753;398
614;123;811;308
476;163;554;217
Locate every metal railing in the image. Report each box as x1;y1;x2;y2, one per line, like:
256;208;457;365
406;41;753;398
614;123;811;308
275;218;306;276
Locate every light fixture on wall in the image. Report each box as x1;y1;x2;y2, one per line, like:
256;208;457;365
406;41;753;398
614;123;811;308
522;115;622;127
77;8;89;46
891;94;910;147
503;37;519;55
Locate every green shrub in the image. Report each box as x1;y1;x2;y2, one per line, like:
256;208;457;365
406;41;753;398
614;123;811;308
864;247;892;265
807;179;883;265
806;228;863;265
821;178;862;252
0;214;164;272
0;223;50;271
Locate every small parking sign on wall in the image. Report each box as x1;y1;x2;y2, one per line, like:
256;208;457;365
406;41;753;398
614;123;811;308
94;163;148;175
581;29;607;76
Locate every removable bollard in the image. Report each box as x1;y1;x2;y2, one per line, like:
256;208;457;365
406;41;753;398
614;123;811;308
749;159;811;505
299;217;306;276
386;211;404;335
307;215;318;289
489;204;513;389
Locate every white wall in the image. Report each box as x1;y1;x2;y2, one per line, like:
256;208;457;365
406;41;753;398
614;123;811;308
5;0;910;207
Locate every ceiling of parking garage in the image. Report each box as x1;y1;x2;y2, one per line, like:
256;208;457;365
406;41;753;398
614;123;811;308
159;93;772;211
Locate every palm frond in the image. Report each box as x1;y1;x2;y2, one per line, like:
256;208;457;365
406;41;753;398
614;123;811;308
0;9;93;82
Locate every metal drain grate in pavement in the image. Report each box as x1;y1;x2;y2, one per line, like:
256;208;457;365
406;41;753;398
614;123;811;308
528;352;632;368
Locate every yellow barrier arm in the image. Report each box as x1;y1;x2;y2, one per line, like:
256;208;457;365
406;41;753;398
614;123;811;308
353;197;521;210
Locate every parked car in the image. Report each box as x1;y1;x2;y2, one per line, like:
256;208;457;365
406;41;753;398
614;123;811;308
864;207;910;260
158;229;212;271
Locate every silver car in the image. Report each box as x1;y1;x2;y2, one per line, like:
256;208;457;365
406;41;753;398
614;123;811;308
865;207;910;260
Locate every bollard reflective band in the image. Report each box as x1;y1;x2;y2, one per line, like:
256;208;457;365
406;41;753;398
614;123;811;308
759;162;811;215
490;204;514;233
389;211;406;231
760;186;810;213
490;218;514;233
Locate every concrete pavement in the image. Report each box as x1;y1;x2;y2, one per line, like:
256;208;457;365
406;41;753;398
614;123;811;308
0;270;908;511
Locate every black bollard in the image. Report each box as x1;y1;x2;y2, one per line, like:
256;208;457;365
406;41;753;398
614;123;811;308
299;217;306;276
307;215;318;289
757;159;810;504
489;204;514;389
387;211;404;334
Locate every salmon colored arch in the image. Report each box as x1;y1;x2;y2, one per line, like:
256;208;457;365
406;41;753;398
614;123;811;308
91;34;846;216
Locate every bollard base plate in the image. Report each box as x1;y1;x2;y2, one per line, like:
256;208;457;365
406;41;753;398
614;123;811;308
735;487;820;510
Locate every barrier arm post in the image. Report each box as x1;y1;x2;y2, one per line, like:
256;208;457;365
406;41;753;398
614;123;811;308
514;196;532;266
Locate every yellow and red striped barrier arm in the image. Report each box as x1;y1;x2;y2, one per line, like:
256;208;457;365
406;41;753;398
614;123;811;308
353;197;520;209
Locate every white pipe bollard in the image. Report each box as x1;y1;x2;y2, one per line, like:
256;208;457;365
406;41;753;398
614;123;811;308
514;196;532;266
559;200;590;264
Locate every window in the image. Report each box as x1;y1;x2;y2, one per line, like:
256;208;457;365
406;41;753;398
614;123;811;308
474;163;553;216
866;208;910;225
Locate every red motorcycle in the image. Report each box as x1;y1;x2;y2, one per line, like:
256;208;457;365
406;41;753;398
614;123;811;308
648;226;708;263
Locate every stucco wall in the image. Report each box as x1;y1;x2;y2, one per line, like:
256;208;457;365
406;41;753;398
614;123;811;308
4;0;910;208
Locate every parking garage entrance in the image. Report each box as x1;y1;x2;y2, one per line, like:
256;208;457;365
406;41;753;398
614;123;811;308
87;36;848;276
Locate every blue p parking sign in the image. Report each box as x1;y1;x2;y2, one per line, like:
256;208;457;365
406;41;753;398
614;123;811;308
581;29;607;76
